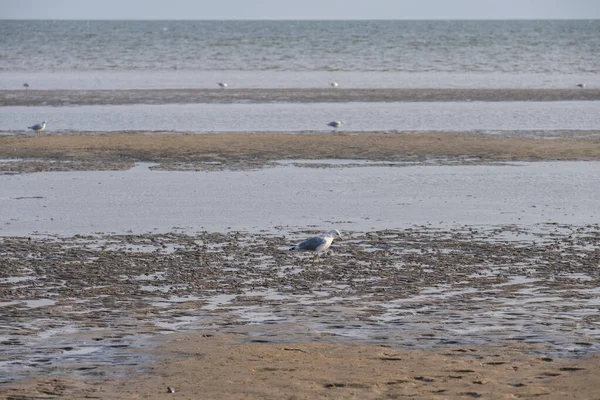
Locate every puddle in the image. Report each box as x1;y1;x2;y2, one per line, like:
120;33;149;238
275;159;421;167
496;276;540;287
61;346;103;356
237;310;288;324
562;273;593;281
17;299;58;308
154;316;199;331
203;294;238;311
139;284;188;293
133;272;166;281
0;276;37;284
128;162;159;172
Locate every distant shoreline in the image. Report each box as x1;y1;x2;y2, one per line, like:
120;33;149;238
1;18;598;22
2;88;600;106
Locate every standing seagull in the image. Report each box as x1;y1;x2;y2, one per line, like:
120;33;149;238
330;81;339;88
327;120;344;130
218;82;228;88
28;121;47;136
290;229;342;254
23;83;30;90
576;83;586;89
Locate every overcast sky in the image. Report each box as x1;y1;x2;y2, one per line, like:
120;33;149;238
1;0;599;20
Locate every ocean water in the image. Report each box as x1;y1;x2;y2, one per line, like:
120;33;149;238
2;101;600;134
1;20;598;89
1;20;599;132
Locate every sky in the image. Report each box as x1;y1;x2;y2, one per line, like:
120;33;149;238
1;0;599;20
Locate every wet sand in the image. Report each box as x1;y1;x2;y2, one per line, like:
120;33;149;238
3;335;600;400
1;227;599;398
1;131;600;174
2;88;600;106
1;131;600;398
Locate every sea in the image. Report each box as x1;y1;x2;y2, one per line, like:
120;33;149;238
1;19;599;132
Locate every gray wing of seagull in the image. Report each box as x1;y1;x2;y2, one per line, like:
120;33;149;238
29;123;43;130
291;236;327;251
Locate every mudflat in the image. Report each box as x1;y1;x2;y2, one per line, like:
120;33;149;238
1;227;599;398
3;88;600;106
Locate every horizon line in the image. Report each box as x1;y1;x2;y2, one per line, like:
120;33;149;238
1;17;599;21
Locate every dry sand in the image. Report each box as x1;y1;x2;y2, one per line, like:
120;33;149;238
2;334;599;400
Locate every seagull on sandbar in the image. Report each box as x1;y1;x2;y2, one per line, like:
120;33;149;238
23;83;30;90
28;121;47;135
218;82;228;88
327;120;344;130
576;83;586;89
290;229;343;254
330;81;339;88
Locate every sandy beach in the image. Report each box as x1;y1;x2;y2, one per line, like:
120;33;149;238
1;132;600;398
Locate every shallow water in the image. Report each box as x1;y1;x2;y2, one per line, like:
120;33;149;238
3;20;599;93
3;101;600;133
2;70;599;90
1;161;598;236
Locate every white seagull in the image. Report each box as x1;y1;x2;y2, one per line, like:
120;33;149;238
290;229;343;254
327;120;344;130
28;121;47;135
330;81;339;88
576;83;586;89
218;82;228;88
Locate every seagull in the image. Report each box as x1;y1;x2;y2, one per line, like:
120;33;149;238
28;121;47;135
576;83;586;89
290;230;342;255
327;121;344;130
330;81;339;88
23;83;30;90
218;82;228;88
